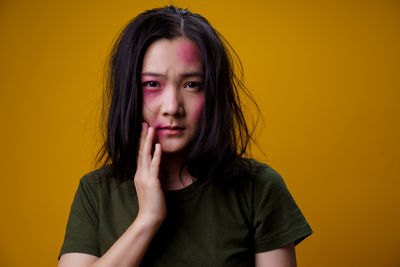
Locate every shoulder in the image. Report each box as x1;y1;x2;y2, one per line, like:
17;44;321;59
77;165;136;201
73;165;131;204
78;165;122;190
224;158;288;208
70;166;114;206
80;165;114;183
240;158;285;188
238;158;294;212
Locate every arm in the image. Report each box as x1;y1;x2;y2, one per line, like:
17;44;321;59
59;124;166;267
58;218;161;267
255;243;297;267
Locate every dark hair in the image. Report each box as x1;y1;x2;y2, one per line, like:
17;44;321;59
97;6;260;183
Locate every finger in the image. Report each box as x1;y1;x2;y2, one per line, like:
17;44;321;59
139;122;148;153
137;122;148;165
150;143;162;177
142;126;155;166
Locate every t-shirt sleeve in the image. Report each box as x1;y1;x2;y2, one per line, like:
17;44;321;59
59;176;101;259
252;165;312;253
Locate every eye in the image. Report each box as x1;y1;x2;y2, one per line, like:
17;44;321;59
184;81;203;91
142;81;160;89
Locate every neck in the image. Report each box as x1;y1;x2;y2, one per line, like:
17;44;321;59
161;153;194;190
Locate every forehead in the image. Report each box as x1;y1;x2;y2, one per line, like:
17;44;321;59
175;39;201;64
141;38;202;72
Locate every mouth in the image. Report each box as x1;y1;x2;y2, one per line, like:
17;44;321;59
156;125;185;136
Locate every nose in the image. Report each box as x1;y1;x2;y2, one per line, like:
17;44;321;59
161;86;184;117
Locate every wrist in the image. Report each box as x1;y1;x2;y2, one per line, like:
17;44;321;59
135;213;165;230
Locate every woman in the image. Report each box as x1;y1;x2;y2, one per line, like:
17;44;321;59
58;6;312;267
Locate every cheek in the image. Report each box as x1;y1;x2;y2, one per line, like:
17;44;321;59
142;90;159;104
142;79;165;104
142;92;160;123
192;97;205;120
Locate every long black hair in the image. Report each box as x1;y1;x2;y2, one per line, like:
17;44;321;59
97;6;260;183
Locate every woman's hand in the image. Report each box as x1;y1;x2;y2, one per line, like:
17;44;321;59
134;123;166;226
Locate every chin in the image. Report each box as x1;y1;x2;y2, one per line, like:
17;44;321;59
160;146;186;154
159;142;186;154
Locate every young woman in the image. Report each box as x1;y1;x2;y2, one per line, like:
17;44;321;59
58;6;312;267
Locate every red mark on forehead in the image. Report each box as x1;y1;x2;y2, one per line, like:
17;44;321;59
176;40;201;64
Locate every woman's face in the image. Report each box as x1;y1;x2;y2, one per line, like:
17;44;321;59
141;38;204;154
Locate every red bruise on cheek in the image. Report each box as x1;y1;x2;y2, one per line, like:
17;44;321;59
141;78;164;103
142;89;159;103
176;41;201;64
193;97;205;119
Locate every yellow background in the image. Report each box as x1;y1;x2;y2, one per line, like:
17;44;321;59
1;0;399;266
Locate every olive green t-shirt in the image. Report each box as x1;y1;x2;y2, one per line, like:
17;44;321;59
59;161;312;266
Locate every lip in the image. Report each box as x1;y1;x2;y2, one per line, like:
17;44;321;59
155;125;185;136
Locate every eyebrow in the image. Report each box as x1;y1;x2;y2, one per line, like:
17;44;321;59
141;72;204;79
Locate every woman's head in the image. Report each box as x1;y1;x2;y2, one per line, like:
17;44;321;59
99;6;256;181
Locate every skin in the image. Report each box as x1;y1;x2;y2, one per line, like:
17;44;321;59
175;40;201;64
58;37;297;267
255;243;297;267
